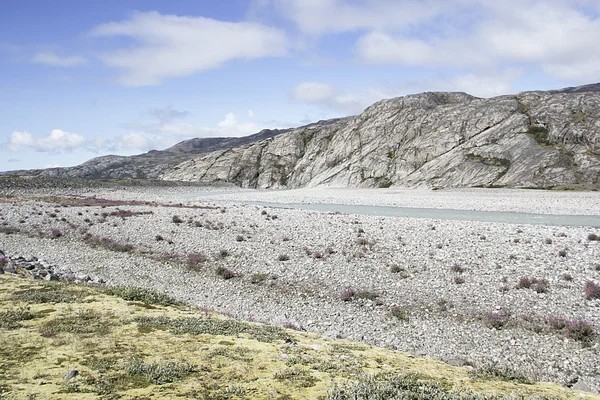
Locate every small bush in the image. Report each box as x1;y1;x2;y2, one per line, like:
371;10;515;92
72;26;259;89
561;273;573;281
546;315;567;331
283;322;301;331
50;228;63;238
450;263;464;273
278;254;290;261
103;286;177;306
250;273;269;284
565;320;595;343
341;288;357;302
584;280;600;300
235;235;245;242
558;249;567;257
390;265;403;273
453;276;465;284
216;266;235;279
0;309;36;330
516;277;549;293
219;249;230;258
187;252;208;269
155;234;164;241
172;215;183;224
389;306;409;322
486;313;508;329
313;252;324;259
544;238;553;244
471;363;532;384
356;290;379;301
125;359;196;385
588;233;599;241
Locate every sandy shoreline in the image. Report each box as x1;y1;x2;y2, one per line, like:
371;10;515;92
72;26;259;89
1;186;599;392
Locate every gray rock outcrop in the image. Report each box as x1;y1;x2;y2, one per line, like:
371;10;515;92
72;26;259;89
161;87;600;189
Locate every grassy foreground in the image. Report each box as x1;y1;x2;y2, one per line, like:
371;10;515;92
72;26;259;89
0;273;596;400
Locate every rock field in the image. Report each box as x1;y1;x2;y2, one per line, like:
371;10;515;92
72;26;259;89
1;186;599;392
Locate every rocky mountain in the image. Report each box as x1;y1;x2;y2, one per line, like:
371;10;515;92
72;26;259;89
161;85;600;189
3;128;290;180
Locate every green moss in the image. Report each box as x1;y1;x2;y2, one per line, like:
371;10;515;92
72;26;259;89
0;308;37;330
101;286;178;306
134;315;290;343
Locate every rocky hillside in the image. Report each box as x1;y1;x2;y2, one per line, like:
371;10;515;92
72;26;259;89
162;86;600;189
3;128;290;180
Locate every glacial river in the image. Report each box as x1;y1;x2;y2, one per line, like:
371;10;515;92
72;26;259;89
181;192;600;227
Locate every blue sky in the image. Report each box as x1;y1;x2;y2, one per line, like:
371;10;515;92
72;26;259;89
1;0;599;171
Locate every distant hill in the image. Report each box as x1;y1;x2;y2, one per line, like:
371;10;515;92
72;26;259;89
162;84;600;190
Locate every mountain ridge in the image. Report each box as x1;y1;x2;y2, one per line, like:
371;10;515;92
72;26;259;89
5;83;600;189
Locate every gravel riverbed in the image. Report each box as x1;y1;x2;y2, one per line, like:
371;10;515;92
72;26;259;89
1;186;599;392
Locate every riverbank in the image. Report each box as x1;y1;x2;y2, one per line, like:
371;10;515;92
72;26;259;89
1;186;599;392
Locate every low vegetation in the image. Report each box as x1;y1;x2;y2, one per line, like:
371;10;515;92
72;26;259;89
0;268;596;399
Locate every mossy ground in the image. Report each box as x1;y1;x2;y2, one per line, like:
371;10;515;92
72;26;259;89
0;274;597;399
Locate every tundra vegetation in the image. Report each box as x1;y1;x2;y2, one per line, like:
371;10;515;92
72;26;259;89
0;273;589;399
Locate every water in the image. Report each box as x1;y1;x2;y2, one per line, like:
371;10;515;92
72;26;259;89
181;192;600;227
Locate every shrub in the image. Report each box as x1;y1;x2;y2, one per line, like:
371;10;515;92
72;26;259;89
390;265;403;273
389;306;409;321
313;252;324;259
546;315;567;331
216;266;235;279
557;232;567;237
341;288;356;302
565;320;595;343
125;359;196;385
470;363;532;384
584;280;600;300
516;277;548;292
486;313;508;329
0;309;36;330
172;215;183;224
155;234;164;241
356;290;379;301
103;286;177;306
235;235;245;242
558;273;572;283
558;249;567;257
218;249;230;258
453;276;465;284
50;228;63;238
250;273;269;284
282;322;301;331
544;238;553;244
278;254;290;261
450;263;464;273
187;252;208;269
588;233;600;241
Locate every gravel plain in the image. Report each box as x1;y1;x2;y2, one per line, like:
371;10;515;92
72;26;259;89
1;186;600;393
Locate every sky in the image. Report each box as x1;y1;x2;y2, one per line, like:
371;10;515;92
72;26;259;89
1;0;599;172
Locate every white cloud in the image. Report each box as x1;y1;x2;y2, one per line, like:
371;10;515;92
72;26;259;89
293;82;367;114
293;82;336;103
9;129;87;152
90;11;288;86
367;69;522;99
148;106;190;122
352;1;600;83
115;133;155;151
125;111;276;142
32;52;87;67
269;0;449;36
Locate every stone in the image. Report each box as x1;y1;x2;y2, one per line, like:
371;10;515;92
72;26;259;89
161;87;600;190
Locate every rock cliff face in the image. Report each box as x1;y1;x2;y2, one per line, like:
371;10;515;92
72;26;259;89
161;87;600;189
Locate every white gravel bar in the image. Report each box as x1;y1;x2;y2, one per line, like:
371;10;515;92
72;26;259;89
1;186;599;393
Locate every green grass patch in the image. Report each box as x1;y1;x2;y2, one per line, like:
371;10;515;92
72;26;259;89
134;315;289;343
